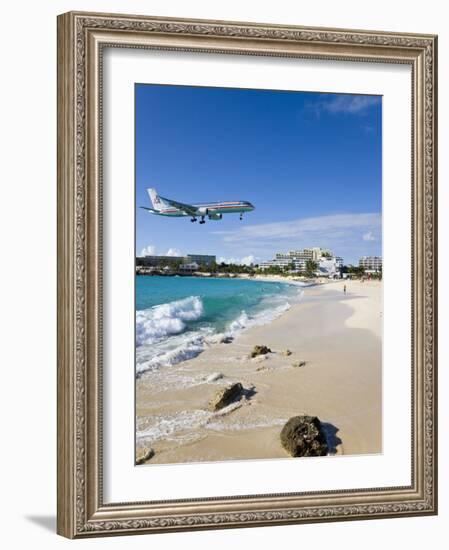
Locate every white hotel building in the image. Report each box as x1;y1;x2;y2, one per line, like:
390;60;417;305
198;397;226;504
260;247;343;276
359;256;382;272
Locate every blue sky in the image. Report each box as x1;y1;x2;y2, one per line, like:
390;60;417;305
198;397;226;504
135;84;382;265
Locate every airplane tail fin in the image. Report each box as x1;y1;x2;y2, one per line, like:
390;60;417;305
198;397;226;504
147;188;169;211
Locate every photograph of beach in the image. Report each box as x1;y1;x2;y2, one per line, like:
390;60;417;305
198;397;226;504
135;84;382;465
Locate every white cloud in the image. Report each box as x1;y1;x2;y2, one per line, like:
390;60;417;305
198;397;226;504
363;231;376;242
139;245;184;257
140;245;156;256
166;248;182;257
241;254;257;266
307;95;381;117
214;213;381;244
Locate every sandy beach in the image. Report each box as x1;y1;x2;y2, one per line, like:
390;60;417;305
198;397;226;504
136;279;382;464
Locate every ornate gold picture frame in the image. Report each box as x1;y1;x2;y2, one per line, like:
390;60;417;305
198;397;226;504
57;11;437;538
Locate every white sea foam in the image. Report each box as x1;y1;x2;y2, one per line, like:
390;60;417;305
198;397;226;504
207;415;287;432
136;296;204;346
136;406;288;445
136;400;249;443
204;372;224;383
225;300;292;338
136;328;212;376
136;409;211;443
138;371;227;394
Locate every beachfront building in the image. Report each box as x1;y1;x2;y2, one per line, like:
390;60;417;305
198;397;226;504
179;262;200;272
318;256;344;278
260;247;339;273
359;256;382;272
185;254;216;266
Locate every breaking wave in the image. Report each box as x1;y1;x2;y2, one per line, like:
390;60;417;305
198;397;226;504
225;301;292;337
136;329;212;377
136;296;204;346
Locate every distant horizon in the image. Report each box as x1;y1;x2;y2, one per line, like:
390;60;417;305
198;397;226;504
136;84;382;265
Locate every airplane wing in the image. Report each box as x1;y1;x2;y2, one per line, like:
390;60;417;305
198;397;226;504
139;206;161;214
160;196;198;216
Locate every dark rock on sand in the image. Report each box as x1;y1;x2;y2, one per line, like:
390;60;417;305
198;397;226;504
283;349;292;356
209;382;244;411
250;345;272;358
292;361;306;368
136;447;155;465
280;416;328;457
221;335;234;344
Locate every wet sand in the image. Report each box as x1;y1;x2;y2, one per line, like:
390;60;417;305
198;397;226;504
136;280;382;464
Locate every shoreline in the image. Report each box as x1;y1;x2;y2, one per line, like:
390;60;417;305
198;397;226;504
137;270;324;286
136;280;382;464
135;275;310;378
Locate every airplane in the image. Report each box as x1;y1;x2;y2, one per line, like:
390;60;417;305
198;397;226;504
140;188;255;224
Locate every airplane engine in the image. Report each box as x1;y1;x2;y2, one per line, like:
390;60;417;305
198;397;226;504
208;213;222;220
197;207;209;216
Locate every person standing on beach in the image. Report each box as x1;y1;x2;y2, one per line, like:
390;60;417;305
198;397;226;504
343;284;347;295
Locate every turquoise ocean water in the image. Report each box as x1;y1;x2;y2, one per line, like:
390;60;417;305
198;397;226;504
135;276;305;377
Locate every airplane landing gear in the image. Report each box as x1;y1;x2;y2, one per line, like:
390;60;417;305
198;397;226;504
190;217;197;222
240;213;243;220
199;216;206;224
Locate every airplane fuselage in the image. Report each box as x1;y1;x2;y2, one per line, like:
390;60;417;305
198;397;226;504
155;201;254;217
